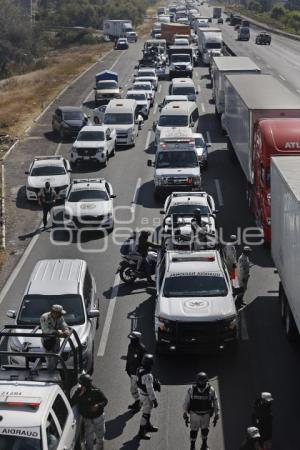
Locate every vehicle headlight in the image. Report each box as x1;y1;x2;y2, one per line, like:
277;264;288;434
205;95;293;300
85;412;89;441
170;64;175;70
224;316;238;331
64;211;71;220
71;146;77;153
81;340;88;349
155;176;162;186
97;147;104;153
156;316;171;332
193;176;201;185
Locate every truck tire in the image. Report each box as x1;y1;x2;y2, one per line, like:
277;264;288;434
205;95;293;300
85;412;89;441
227;137;236;162
279;282;286;322
285;304;298;342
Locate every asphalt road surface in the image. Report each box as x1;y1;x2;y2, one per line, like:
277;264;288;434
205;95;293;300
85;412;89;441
1;15;300;450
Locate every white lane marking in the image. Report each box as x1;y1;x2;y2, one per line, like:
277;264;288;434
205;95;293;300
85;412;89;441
145;130;151;151
97;273;120;357
110;50;125;70
206;131;211;143
201;103;206;113
197;84;201;93
55;142;62;155
296;89;300;94
3;140;19;161
1;165;5;248
279;75;286;81
240;310;249;341
215;179;224;206
131;177;142;213
153;103;158;115
82;89;93;104
158;85;162;93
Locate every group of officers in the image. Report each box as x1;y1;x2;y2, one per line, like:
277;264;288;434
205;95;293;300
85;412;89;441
40;304;273;449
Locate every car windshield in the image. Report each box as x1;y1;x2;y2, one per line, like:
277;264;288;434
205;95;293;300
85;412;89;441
168;204;210;215
173;87;195;95
158;114;188;127
172;55;190;62
0;435;42;449
206;43;222;49
96;81;117;90
138;71;154;77
31;166;66;176
68;189;109;202
134;84;151;91
163;274;228;297
17;294;85;325
104;113;133;125
156;151;198;168
195;137;205;147
127;93;146;101
62;111;83;120
77;131;105;141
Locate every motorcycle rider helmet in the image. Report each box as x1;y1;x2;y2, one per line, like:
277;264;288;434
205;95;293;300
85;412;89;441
128;331;142;340
79;373;93;387
140;230;151;238
260;392;274;403
246;427;260;440
141;353;154;368
196;372;208;389
193;208;202;219
230;234;237;242
243;246;251;254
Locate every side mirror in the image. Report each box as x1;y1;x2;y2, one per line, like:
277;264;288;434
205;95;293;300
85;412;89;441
68;169;72;173
213;209;219;214
134;65;138;69
153;121;157;130
147;159;153;167
190;121;195;128
196;91;199;94
7;310;16;319
93;87;97;90
159;104;162;109
25;171;29;175
88;310;100;319
207;143;211;147
119;86;123;90
160;210;165;214
110;194;117;198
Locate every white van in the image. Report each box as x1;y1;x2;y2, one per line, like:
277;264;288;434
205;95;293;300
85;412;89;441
169;78;198;102
153;101;199;143
103;99;138;146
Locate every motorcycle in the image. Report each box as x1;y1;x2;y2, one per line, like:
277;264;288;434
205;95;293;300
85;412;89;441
118;236;158;284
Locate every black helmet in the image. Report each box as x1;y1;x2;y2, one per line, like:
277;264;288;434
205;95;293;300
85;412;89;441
140;230;150;238
193;208;202;218
45;181;50;189
79;373;92;387
141;353;154;368
196;372;208;388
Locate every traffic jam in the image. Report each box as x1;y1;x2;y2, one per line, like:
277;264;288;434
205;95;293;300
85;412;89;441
0;0;300;449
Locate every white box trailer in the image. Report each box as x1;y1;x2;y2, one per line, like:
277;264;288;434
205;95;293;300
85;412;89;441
212;57;260;115
223;74;300;183
103;19;133;39
271;155;300;340
197;27;222;55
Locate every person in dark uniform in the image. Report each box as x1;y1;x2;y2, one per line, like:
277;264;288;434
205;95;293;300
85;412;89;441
136;231;160;283
252;392;273;449
125;331;147;412
73;374;108;450
38;181;56;228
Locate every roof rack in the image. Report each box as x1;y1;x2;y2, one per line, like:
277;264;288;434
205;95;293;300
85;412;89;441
0;325;83;399
171;192;207;198
72;178;104;184
34;156;63;161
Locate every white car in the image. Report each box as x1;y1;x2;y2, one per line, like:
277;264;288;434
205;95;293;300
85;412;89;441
126;90;150;119
135;68;158;89
64;178;115;231
133;81;155;106
154;250;238;354
194;132;211;167
158;94;189;111
93;104;107;124
161;191;217;248
25;156;71;201
70;125;116;166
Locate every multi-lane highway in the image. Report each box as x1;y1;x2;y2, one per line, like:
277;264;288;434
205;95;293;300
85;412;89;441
1;5;300;449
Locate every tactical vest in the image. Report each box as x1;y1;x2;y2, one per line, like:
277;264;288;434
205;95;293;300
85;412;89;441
189;385;213;413
137;367;149;393
43;187;54;203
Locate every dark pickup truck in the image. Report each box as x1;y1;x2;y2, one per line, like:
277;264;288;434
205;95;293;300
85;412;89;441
255;32;271;45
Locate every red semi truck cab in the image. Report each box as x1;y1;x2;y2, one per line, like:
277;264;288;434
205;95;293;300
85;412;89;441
252;118;300;242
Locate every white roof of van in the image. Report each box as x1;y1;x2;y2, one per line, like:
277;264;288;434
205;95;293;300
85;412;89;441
162;101;196;115
213;56;260;72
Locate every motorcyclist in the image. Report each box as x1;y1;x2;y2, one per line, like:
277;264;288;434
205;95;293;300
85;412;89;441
239;427;261;450
136;231;160;283
252;392;273;449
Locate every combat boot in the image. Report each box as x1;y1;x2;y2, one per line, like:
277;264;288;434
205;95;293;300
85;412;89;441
128;400;141;411
190;442;196;450
146;422;158;432
138;426;151;440
201;439;209;450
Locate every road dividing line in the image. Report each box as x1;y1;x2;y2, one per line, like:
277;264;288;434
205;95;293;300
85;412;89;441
97;273;121;357
82;89;94;105
279;75;286;81
153;103;158;115
110;50;125;70
206;131;211;144
55;142;62;155
197;84;201;93
215;179;224;207
131;177;142;213
145;130;152;151
201;103;206;113
158;85;162;93
240;310;249;341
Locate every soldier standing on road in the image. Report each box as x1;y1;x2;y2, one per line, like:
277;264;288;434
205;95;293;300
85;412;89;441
137;354;160;440
40;304;70;370
38;181;57;229
73;374;108;450
183;372;220;450
125;331;147;412
237;246;252;305
222;234;237;278
239;427;261;450
191;209;209;250
252;392;274;449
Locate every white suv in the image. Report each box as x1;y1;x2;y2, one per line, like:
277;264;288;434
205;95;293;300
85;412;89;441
70;125;116;166
25;156;71;201
64;178;115;231
7;259;99;372
155;250;238;354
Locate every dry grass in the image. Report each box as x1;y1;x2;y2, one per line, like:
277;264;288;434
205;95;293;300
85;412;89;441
0;43;111;138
